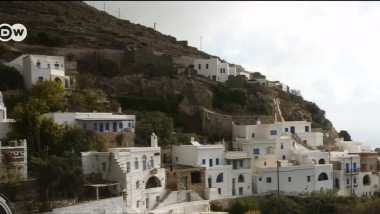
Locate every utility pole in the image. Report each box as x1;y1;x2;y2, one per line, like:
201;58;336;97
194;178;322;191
277;161;280;197
200;36;202;51
153;23;157;49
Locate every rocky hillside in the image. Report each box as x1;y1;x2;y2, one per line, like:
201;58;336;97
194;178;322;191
0;1;338;145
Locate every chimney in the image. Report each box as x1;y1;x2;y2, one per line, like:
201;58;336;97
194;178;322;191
274;112;278;123
118;107;122;114
256;118;261;125
191;137;194;143
151;133;158;147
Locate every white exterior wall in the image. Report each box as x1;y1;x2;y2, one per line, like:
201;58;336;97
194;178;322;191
206;165;231;198
298;132;323;149
43;112;136;133
172;145;198;166
22;55;69;90
0;140;28;179
81;146;165;213
218;62;230;82
194;58;218;81
5;54;27;72
229;67;237;76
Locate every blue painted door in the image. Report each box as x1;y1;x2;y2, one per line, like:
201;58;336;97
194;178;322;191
290;126;295;134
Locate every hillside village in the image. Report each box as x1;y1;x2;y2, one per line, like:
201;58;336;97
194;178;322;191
1;1;380;214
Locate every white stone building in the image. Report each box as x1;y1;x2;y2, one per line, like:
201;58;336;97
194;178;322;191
0;91;14;139
6;54;70;90
193;58;238;82
232;120;333;195
172;138;252;199
81;134;166;213
0;139;28;179
330;151;379;197
42;112;135;133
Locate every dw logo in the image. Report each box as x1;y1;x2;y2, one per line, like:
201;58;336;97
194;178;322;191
0;23;27;42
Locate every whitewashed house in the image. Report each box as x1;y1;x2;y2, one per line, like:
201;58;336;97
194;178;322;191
0;91;14;139
232;119;333;195
81;134;166;213
0;139;28;179
193;58;238;82
6;54;70;90
42;112;135;133
172;138;252;199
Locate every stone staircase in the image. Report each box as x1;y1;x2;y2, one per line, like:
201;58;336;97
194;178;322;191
291;134;313;150
113;152;128;173
151;190;172;210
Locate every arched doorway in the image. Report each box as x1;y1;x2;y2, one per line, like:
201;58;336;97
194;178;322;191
318;172;328;181
363;175;370;186
145;176;161;189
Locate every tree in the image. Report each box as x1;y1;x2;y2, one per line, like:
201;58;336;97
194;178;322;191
375;148;380;157
290;89;302;97
29;80;65;112
135;111;174;146
0;63;24;91
230;198;260;214
338;130;352;141
32;152;85;201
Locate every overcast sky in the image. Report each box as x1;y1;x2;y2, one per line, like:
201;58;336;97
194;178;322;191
85;1;380;149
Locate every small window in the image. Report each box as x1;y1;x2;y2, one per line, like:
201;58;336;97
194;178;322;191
252;133;255;138
305;126;309;132
102;162;106;171
136;181;140;188
191;172;201;183
288;177;291;182
354;178;357;184
216;173;223;183
54;63;59;69
347;178;350;185
135;161;139;169
253;148;259;155
94;123;98;131
270;130;277;135
238;174;245;183
282;155;286;160
307;176;311;182
143;160;147;170
126;162;130;172
38;76;43;82
209;159;213;167
150;159;154;168
47;64;50;69
281;143;283;149
266;177;272;183
176;157;179;162
105;123;109;131
218;188;221;194
285;128;289;132
216;158;219;165
119;122;123;129
259;177;262;181
202;159;206;165
198;64;201;69
137;200;140;208
239;160;243;167
206;64;209;69
36;61;41;68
